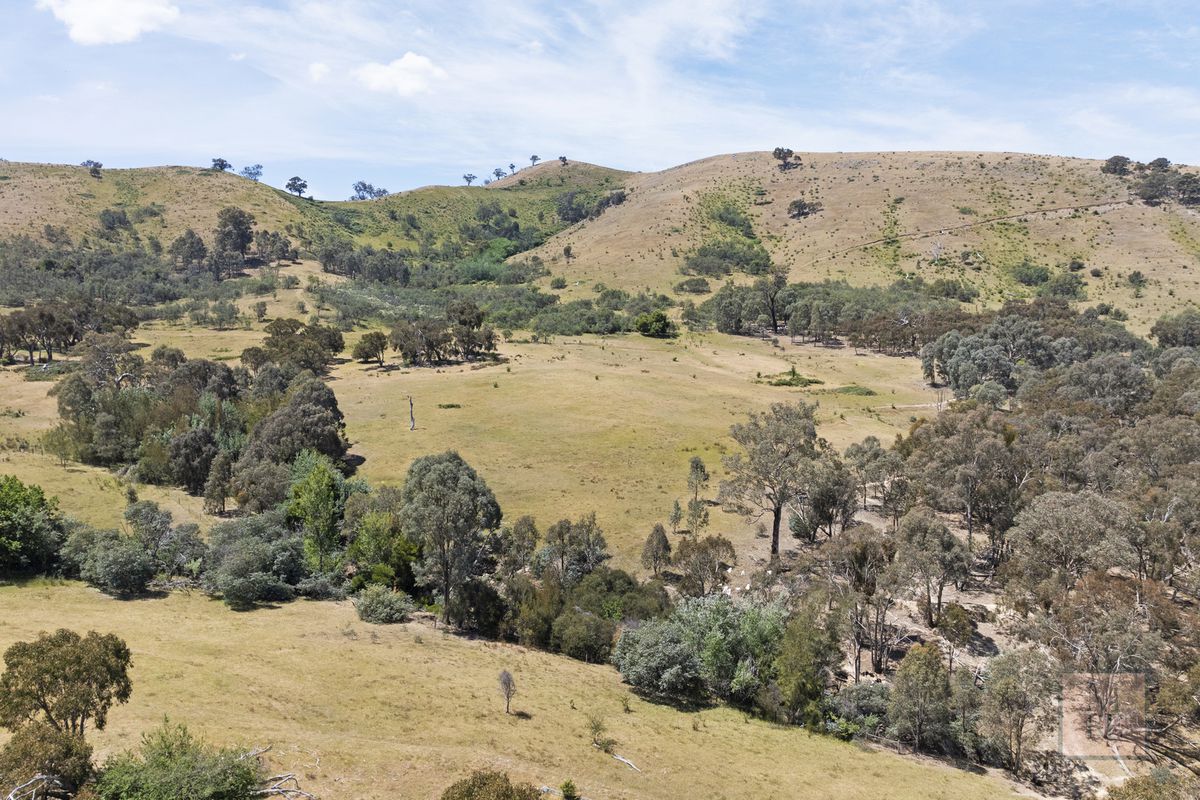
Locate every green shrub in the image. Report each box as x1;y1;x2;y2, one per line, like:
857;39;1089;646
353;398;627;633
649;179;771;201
674;277;711;294
633;310;676;338
551;608;616;663
353;585;415;624
81;538;156;597
95;720;261;800
439;770;539;800
1011;262;1050;286
549;276;567;290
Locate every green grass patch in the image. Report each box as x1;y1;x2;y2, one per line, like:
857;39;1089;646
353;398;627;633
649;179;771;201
834;384;877;396
762;367;824;387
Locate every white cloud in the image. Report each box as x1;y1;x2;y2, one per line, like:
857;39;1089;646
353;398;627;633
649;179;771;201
229;52;246;61
354;53;446;96
308;62;330;82
36;0;180;45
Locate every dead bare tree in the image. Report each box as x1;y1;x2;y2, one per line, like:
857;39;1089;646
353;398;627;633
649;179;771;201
499;669;517;714
4;775;66;800
255;773;317;798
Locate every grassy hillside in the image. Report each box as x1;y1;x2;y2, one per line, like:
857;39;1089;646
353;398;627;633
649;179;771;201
532;151;1200;331
0;160;629;254
5;152;1196;330
0;583;1023;800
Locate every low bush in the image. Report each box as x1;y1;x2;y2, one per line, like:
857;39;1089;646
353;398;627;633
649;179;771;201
80;537;156;597
353;585;415;624
440;770;539;800
95;720;261;800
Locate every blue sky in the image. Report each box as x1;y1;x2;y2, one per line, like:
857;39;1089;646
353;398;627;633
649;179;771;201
2;0;1198;199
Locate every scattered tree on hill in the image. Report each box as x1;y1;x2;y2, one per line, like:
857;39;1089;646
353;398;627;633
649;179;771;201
938;603;975;675
634;309;675;337
788;198;823;219
494;168;506;181
673;534;735;596
463;173;477;186
640;523;671;576
288;452;343;572
1177;172;1200;206
352;331;389;366
81;159;103;178
668;499;683;535
979;649;1059;772
889;643;952;751
167;228;207;268
562;244;573;263
0;719;93;794
559;156;568;166
509;163;517;174
399;451;501;623
1101;155;1132;175
1151;308;1200;348
239;163;263;181
285;176;307;197
774;602;842;728
0;629;132;738
719;401;823;558
772;146;796;171
350;181;389;200
203;451;233;514
498;670;517;714
685;497;708;535
214;206;255;260
210;158;232;172
535;513;610;586
1108;772;1200;800
529;155;540;167
687;457;709;504
1137;171;1174;205
895;507;970;626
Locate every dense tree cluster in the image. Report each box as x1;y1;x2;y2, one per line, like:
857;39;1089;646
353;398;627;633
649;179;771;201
43;323;346;514
1101;154;1200;207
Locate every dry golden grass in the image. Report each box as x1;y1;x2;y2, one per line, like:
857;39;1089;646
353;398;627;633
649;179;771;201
0;163;304;243
0;583;1023;800
530;151;1200;332
330;329;936;570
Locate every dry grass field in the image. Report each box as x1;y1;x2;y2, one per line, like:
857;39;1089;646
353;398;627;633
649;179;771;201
0;582;1024;800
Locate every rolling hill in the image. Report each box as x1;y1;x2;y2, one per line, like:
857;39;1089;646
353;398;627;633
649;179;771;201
3;151;1198;332
534;151;1200;332
0;159;629;255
